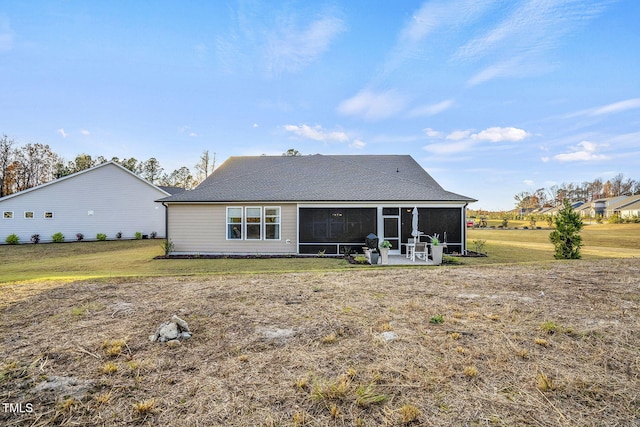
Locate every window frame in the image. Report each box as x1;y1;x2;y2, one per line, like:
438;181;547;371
264;206;281;240
24;211;35;219
245;206;262;240
226;207;243;240
3;211;14;219
44;211;54;219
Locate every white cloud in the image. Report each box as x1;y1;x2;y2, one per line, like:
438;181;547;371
423;128;443;138
446;130;472;141
283;124;348;142
57;128;68;138
409;99;454;117
337;89;408;120
189;132;198;137
252;123;259;128
265;15;346;76
456;0;610;85
80;129;90;136
567;98;640;118
350;139;366;149
472;126;529;142
553;141;609;162
523;179;535;187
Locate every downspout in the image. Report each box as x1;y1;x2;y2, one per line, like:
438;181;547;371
162;202;168;243
462;203;468;254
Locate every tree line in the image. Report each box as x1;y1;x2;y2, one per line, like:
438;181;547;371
514;174;640;211
0;134;215;198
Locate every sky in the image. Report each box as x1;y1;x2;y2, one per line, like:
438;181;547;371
1;0;639;210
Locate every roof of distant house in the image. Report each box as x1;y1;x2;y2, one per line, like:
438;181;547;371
158;154;476;203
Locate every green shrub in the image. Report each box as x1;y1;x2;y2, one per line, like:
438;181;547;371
31;234;40;244
549;199;583;259
52;232;65;243
5;234;20;245
134;232;143;240
96;233;107;241
161;239;174;256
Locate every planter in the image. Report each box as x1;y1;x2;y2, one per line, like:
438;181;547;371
431;245;443;265
379;248;389;265
370;251;380;265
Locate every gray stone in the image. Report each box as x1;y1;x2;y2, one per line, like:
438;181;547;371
158;322;179;340
171;315;190;332
380;331;398;342
181;332;192;339
33;376;95;400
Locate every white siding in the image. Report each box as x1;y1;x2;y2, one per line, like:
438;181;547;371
0;163;168;243
168;203;297;254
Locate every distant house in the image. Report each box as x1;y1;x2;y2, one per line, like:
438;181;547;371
613;195;640;219
157;154;476;256
0;162;171;243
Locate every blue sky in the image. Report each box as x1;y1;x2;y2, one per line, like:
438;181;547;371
1;0;638;210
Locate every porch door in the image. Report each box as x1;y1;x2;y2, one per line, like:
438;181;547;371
382;208;401;255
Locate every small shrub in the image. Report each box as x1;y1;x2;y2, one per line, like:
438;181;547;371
116;231;122;239
76;233;84;241
536;372;555;391
52;232;65;243
471;239;486;254
134;232;143;240
355;383;388;406
31;234;40;244
5;234;19;245
463;366;478;378
550;199;583;259
150;231;157;239
96;233;107;241
102;362;118;374
133;399;156;416
161;239;174;256
501;217;509;228
429;314;444;324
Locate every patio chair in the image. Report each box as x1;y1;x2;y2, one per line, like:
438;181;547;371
413;241;428;262
406;238;416;259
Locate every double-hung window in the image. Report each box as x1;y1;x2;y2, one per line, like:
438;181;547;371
264;207;280;240
227;207;243;239
226;206;281;240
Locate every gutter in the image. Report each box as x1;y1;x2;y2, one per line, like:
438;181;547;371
162;202;168;241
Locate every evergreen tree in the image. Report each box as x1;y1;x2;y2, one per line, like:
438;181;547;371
549;199;584;259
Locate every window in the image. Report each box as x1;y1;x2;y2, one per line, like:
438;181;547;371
227;207;243;239
265;207;281;240
226;206;281;240
3;211;13;219
24;211;34;219
245;207;262;240
44;211;54;219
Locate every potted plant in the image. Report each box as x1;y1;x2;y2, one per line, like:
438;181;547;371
380;240;392;264
430;234;443;265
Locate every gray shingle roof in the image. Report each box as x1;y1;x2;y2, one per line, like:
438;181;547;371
158;154;476;203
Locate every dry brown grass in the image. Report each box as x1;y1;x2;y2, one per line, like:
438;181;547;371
1;259;639;426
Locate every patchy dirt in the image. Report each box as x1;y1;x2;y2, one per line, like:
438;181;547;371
1;259;639;426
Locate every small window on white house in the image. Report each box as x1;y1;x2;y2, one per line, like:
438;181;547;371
227;207;243;239
24;211;34;219
245;207;262;240
44;211;54;219
265;207;281;240
3;211;13;219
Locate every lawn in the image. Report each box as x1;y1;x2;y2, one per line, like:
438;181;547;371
1;227;639;425
1;260;638;426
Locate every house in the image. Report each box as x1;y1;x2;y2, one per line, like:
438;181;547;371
157;154;476;256
0;161;171;243
614;195;640;219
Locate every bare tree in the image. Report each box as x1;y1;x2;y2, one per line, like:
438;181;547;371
194;150;216;184
0;135;14;197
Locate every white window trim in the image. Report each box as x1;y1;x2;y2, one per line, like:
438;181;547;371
264;206;281;241
226;206;281;241
245;206;263;240
24;211;35;219
226;207;243;240
3;211;14;219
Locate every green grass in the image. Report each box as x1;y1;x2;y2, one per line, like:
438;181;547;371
0;240;346;284
1;223;639;283
463;223;640;265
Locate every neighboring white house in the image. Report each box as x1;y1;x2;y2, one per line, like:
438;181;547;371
0;161;172;243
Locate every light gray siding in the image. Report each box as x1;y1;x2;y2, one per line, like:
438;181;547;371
0;163;168;243
168;203;297;254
